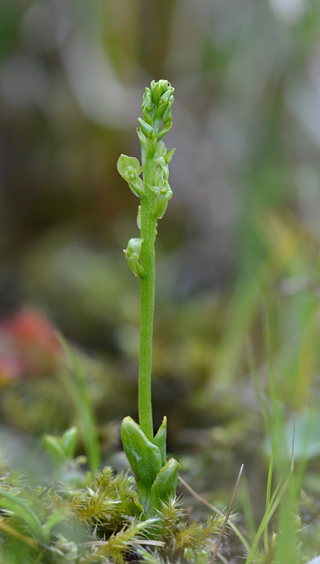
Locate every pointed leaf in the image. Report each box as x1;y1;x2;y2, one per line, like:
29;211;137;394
0;488;42;539
43;435;68;471
148;458;179;517
60;427;78;459
153;417;167;466
165;148;176;163
121;417;162;487
41;512;65;543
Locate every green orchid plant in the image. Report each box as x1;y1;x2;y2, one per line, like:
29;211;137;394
117;80;178;518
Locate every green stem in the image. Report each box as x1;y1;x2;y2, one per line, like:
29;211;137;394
138;140;157;441
118;81;175;445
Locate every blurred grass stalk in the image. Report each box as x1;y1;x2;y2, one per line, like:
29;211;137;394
216;212;320;409
58;334;101;474
241;313;316;563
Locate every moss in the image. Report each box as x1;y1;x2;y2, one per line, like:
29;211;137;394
0;462;228;564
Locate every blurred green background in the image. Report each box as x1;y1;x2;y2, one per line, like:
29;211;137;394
1;0;320;517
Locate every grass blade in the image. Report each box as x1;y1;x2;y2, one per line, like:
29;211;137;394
58;333;101;474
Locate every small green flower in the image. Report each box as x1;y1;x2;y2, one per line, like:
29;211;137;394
117;154;144;197
124;238;145;278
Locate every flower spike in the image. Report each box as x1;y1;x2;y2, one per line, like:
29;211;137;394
118;80;177;517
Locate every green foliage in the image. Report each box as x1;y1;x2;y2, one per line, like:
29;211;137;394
0;457;227;564
120;416;178;517
0;487;43;540
43;427;78;477
69;467;142;528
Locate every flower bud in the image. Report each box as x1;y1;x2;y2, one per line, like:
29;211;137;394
162;103;172;124
155;182;172;219
154;101;167;122
155;195;169;219
150;80;161;104
138;118;154;139
142;87;153;112
142;113;153;126
157;121;172;140
164;147;175;163
136;128;146;147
